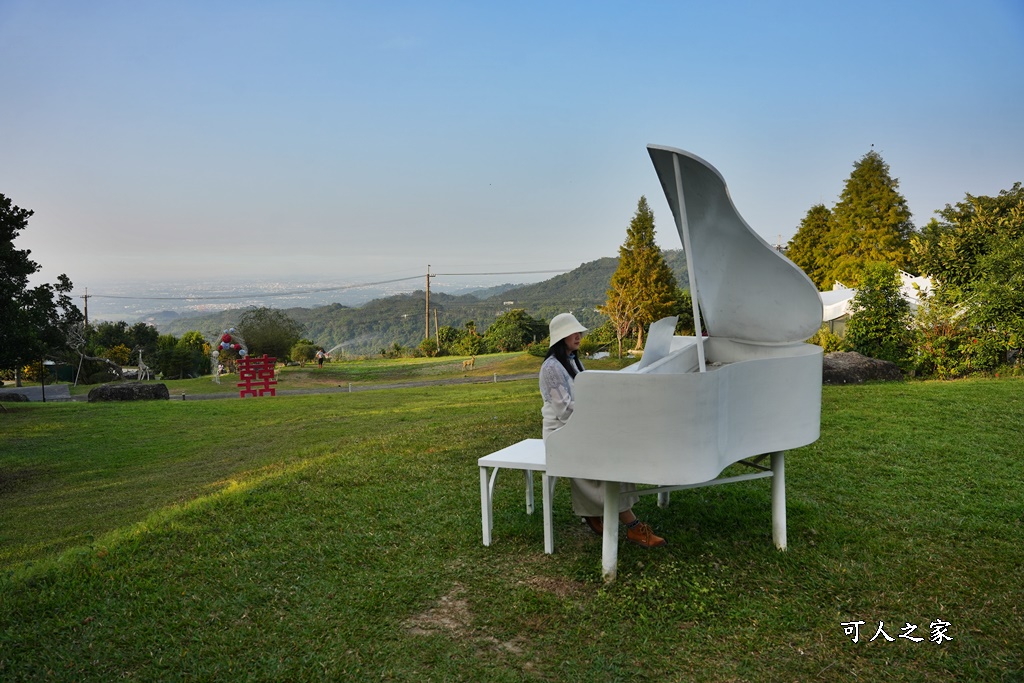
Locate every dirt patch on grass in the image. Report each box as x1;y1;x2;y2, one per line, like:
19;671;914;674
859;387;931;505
521;574;585;599
404;583;473;637
403;582;537;665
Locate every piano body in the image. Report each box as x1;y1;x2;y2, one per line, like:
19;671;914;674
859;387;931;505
545;145;824;581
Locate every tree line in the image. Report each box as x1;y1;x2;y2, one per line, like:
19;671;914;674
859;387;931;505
786;150;1022;377
155;252;691;359
3;151;1020;385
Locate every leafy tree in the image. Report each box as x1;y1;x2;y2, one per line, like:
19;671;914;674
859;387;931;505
576;319;617;356
971;235;1024;349
92;321;131;350
911;291;1002;378
105;343;133;367
130;322;160;357
843;262;912;368
787;204;833;288
291;342;318;365
911;183;1024;369
436;325;462;356
603;196;678;350
86;320;160;365
0;193;82;384
455;320;485;356
150;331;208;379
602;291;641;358
381;341;406;359
823;151;915;287
178;331;210;378
483;309;544;353
237;307;304;360
154;333;185;379
672;288;696;336
913;183;1023;289
419;338;439;357
456;333;485;357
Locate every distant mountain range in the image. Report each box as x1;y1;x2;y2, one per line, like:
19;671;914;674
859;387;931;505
159;250;688;355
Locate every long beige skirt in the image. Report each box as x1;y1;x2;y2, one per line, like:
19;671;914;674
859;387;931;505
570;478;639;518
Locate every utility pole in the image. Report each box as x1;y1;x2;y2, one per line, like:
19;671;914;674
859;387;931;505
425;265;435;340
81;287;90;327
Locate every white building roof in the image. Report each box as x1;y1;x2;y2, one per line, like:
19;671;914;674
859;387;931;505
820;271;933;323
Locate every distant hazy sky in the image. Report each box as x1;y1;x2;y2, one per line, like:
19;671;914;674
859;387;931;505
3;1;1022;294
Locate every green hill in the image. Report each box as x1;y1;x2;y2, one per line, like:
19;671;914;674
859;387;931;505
160;250;688;355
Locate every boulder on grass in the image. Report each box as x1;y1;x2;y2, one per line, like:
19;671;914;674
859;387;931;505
88;382;170;402
823;352;903;385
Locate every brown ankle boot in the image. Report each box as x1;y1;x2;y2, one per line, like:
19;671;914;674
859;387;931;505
626;521;666;548
583;516;603;535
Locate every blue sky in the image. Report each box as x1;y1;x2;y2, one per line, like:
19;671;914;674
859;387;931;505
3;1;1022;294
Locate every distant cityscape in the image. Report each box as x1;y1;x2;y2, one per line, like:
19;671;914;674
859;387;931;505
75;274;542;325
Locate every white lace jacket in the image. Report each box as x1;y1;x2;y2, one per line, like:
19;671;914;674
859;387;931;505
539;355;584;440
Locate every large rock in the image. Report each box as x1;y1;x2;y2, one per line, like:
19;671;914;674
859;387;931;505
823;352;903;385
88;382;170;402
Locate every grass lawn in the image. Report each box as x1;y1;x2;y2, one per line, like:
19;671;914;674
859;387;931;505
63;351;636;397
1;375;1022;681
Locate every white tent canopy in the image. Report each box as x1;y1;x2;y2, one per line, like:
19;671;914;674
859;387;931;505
820;271;933;323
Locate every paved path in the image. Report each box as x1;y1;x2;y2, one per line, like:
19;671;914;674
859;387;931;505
2;373;538;403
0;384;73;402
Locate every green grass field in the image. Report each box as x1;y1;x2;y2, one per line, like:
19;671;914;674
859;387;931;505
2;362;1022;681
63;352;635;397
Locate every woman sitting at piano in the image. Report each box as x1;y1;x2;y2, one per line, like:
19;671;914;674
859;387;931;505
539;313;666;549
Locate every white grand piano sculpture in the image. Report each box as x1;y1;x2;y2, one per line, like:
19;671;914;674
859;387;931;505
478;145;823;582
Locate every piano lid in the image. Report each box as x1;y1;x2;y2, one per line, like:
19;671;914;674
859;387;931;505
648;145;823;345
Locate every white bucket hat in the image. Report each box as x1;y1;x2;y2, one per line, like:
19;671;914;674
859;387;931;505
548;313;588;347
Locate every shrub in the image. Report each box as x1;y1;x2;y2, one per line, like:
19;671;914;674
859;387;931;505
106;343;133;367
482;309;545;353
844;263;913;369
419;338;439;357
579;337;604;356
19;362;51;384
911;289;1007;378
526;341;548;358
455;334;485;357
381;342;404;359
807;326;848;353
291;343;317;365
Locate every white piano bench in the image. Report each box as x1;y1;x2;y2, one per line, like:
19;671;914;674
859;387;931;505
478;438;558;554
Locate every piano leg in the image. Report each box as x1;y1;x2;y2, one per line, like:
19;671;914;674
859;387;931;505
524;469;534;515
480;466;492;547
771;451;787;551
602;481;620;583
542;474;556;555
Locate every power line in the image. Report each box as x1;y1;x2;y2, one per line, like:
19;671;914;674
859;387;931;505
433;269;569;277
72;269;572;302
74;275;424;301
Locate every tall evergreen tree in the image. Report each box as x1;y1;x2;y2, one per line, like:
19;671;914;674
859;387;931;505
786;204;833;288
602;196;677;350
823;150;915;287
